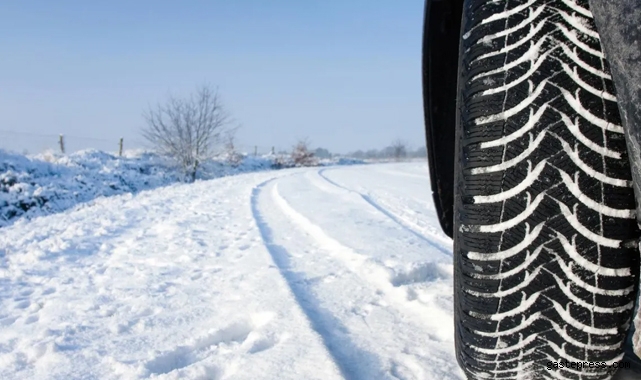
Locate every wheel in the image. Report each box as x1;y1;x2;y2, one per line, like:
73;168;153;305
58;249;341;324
453;1;640;379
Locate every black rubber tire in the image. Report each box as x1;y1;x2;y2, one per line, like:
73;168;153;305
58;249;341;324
453;1;640;379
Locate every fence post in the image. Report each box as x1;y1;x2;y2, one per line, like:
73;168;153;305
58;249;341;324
271;146;275;155
59;134;65;154
254;146;258;156
119;137;123;157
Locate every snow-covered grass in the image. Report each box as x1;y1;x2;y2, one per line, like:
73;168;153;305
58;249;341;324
0;149;365;229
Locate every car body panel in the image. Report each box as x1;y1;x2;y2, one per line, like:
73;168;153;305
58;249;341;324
422;0;464;239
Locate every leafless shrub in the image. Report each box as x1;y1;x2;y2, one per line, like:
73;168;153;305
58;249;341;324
291;139;317;167
223;131;243;167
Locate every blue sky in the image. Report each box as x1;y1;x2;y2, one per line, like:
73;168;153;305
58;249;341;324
0;0;425;154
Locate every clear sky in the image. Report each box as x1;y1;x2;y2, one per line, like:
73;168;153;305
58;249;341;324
0;0;426;155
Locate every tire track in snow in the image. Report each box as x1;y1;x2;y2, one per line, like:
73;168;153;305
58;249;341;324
250;179;383;380
270;179;455;344
316;169;452;257
263;175;463;379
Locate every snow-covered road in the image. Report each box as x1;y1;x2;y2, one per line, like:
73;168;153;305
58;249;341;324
0;163;462;379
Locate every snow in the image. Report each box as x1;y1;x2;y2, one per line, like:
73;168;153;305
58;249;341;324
0;162;463;379
2;158;641;379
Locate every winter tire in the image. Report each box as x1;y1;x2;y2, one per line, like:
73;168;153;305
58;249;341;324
453;1;640;379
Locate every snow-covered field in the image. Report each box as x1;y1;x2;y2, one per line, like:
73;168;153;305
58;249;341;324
0;162;464;379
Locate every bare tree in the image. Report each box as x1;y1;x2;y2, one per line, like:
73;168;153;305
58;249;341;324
291;138;317;167
391;139;407;161
142;85;232;181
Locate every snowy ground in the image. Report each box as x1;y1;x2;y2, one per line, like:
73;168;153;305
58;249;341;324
0;162;639;379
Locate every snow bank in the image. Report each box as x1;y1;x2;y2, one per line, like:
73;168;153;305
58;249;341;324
0;149;366;228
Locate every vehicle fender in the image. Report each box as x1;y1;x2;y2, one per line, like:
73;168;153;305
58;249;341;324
422;0;464;239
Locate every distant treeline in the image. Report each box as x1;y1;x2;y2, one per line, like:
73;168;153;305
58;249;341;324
310;142;427;160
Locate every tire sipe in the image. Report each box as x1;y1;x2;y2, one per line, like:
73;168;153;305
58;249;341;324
453;1;640;379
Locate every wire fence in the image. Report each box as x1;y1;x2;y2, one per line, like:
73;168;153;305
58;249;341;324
0;130;139;155
0;129;291;157
0;129;426;160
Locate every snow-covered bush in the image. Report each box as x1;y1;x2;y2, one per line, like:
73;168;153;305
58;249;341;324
291;140;318;167
0;149;179;227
